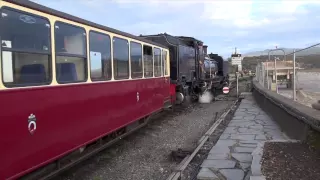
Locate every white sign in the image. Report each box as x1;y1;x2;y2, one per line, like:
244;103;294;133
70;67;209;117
231;56;242;65
232;57;242;61
223;87;229;94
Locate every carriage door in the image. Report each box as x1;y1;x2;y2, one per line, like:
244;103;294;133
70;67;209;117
162;50;170;100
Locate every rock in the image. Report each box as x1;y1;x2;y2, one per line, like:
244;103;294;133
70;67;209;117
311;102;320;110
255;134;267;140
230;134;255;141
207;153;229;160
201;160;236;169
219;169;244;180
240;162;252;171
250;176;266;180
197;168;219;180
209;145;230;154
235;147;256;153
215;140;237;147
231;153;253;162
251;154;262;176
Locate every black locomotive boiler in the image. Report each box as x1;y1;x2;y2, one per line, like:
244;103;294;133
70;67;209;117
140;33;229;104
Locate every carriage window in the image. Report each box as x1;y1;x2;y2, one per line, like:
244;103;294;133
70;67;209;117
113;37;129;79
130;42;143;78
154;48;161;77
0;8;51;87
89;31;111;81
163;50;168;76
143;45;153;77
55;21;87;83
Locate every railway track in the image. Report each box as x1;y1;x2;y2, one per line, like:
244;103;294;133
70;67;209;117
165;78;250;180
51;97;238;180
166;98;240;180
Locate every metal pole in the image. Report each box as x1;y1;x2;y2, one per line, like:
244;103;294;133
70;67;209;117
258;63;260;83
268;52;270;86
266;60;269;89
275;57;278;93
262;62;265;87
256;65;258;81
256;64;259;82
293;49;296;101
255;66;258;80
260;63;262;84
236;73;239;97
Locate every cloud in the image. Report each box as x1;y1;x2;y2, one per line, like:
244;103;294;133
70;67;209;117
31;0;320;58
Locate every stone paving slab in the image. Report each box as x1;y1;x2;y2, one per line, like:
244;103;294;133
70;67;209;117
197;92;289;180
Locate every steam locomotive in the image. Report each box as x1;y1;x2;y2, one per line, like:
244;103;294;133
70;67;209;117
140;33;229;104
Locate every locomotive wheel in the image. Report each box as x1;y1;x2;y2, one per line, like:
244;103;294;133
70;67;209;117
182;95;192;107
175;92;184;105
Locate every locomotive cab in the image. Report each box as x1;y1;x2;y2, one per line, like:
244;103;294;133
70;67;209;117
140;33;206;103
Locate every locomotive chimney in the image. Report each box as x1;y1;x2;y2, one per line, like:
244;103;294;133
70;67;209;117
203;45;208;55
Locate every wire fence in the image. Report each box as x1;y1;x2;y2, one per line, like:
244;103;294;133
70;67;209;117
255;43;320;107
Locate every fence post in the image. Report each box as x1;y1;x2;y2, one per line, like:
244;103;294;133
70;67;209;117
266;60;269;89
256;64;260;83
255;66;258;81
293;49;296;101
262;62;264;87
236;72;239;97
275;56;278;93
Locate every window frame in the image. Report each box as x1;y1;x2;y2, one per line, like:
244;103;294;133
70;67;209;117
54;20;88;84
130;41;143;79
162;49;170;76
160;49;163;77
0;6;52;88
162;49;167;76
112;36;129;80
153;47;161;77
88;30;112;82
143;45;153;78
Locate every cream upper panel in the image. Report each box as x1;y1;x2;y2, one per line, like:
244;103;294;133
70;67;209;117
0;1;170;89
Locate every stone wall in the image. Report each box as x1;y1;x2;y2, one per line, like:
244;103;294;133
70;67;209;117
251;80;320;149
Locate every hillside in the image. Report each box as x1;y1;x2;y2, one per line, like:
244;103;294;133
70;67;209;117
243;46;320;57
242;54;320;71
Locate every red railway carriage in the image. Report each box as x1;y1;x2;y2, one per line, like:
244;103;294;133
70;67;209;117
0;0;171;179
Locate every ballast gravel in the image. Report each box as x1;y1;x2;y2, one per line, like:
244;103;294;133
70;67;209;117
262;142;320;180
53;99;235;180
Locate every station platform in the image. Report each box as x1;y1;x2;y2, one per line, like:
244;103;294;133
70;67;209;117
196;92;290;180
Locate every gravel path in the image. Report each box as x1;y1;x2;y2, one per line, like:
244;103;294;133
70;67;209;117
53;100;235;180
262;142;320;180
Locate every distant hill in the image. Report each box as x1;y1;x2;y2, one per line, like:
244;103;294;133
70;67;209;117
242;54;320;71
244;47;320;57
240;46;320;71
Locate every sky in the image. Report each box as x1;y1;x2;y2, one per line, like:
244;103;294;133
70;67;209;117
32;0;320;58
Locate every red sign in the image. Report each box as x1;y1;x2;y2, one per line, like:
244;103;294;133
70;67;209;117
223;87;229;94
